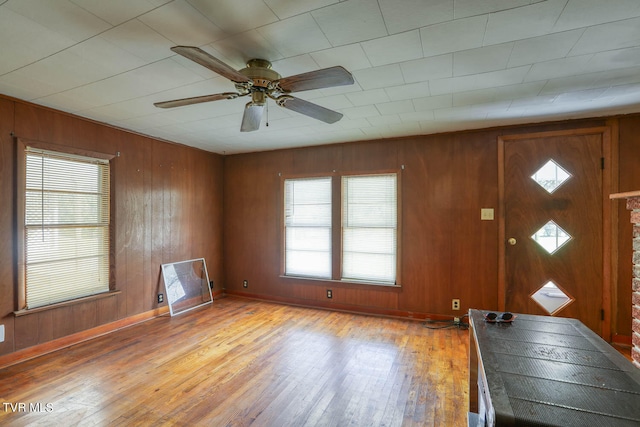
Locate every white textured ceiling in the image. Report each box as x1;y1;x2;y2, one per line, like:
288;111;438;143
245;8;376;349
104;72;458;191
1;0;639;154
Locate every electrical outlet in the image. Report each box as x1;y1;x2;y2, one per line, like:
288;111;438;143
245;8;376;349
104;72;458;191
327;289;332;299
452;299;460;310
243;280;248;288
158;293;164;304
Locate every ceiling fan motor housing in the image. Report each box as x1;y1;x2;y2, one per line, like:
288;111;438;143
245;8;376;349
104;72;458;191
238;59;281;91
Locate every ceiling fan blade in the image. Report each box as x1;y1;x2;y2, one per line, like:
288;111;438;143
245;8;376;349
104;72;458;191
276;66;354;93
171;46;250;83
276;96;343;124
240;103;264;132
154;92;240;108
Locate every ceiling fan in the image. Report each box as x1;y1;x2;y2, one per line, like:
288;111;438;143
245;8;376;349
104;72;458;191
154;46;355;132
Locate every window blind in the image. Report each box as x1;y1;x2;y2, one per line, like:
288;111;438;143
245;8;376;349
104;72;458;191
342;174;397;283
24;147;110;309
284;177;332;278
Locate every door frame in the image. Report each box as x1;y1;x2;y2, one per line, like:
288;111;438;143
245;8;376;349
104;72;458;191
497;126;616;340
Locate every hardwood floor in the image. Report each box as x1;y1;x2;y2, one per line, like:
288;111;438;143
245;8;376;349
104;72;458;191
0;297;469;426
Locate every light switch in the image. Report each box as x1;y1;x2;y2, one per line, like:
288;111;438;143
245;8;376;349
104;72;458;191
0;324;4;343
481;208;494;220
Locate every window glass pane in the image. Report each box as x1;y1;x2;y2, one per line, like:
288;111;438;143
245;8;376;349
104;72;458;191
26;155;101;193
26;191;107;225
531;220;571;255
26;227;108;264
286;227;331;252
284;177;332;278
530;280;574;315
24;149;110;309
26;255;110;308
285;248;332;278
342;252;396;283
343;228;396;253
531;159;571;194
342;174;397;283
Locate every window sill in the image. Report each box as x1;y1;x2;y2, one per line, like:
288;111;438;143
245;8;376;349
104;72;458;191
280;275;401;289
14;290;121;317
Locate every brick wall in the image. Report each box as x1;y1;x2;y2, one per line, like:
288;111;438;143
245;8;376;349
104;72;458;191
627;197;640;368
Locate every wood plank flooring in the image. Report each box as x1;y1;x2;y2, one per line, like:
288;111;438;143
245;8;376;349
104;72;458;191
0;297;469;426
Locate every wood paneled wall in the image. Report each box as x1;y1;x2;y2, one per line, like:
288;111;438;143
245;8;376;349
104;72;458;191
1;92;639;359
222;132;502;318
0;96;224;357
224;115;640;339
0;98;16;355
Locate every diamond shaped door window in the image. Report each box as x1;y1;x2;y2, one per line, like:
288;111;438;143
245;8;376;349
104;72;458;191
531;220;571;254
531;281;574;315
531;159;571;194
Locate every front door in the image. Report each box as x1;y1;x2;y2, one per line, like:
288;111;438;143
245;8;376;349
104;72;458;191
502;130;605;336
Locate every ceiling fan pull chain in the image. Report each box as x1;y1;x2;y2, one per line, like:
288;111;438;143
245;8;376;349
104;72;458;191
266;99;269;127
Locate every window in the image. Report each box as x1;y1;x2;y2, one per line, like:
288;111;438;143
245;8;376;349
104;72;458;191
342;174;397;283
23;146;111;309
284;177;332;278
283;173;398;285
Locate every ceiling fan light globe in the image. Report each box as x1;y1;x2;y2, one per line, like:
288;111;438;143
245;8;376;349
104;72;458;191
241;103;264;132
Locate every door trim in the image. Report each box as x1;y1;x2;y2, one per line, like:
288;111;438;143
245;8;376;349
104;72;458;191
497;126;615;340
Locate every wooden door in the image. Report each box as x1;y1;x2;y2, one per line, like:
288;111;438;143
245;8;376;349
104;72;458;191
501;131;604;335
